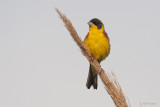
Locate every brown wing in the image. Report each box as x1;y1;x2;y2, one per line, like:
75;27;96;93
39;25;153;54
103;30;111;57
103;30;110;41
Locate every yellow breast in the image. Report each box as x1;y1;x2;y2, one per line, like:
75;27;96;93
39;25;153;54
84;25;110;62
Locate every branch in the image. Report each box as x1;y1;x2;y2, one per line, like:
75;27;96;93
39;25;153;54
55;8;129;107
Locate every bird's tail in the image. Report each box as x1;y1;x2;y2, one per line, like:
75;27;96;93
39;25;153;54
86;65;97;89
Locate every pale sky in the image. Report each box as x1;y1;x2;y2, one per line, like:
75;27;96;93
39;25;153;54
0;0;160;107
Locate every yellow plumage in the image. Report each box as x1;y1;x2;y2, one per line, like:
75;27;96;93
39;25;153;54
84;25;110;62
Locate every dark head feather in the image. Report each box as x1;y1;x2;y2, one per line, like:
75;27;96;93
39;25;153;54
89;18;103;29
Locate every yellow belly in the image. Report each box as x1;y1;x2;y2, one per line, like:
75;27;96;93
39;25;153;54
84;31;110;62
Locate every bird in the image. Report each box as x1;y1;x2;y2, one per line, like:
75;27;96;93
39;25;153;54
84;18;110;89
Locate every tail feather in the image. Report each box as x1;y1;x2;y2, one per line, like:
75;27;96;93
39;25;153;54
86;65;97;89
93;73;97;89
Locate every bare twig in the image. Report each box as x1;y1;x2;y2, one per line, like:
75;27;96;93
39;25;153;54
55;8;129;107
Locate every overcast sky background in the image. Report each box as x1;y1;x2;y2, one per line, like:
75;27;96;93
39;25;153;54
0;0;160;107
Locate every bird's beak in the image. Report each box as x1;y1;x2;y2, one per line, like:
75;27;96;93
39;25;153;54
88;21;94;26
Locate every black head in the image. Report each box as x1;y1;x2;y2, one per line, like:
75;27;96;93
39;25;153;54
88;18;103;29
